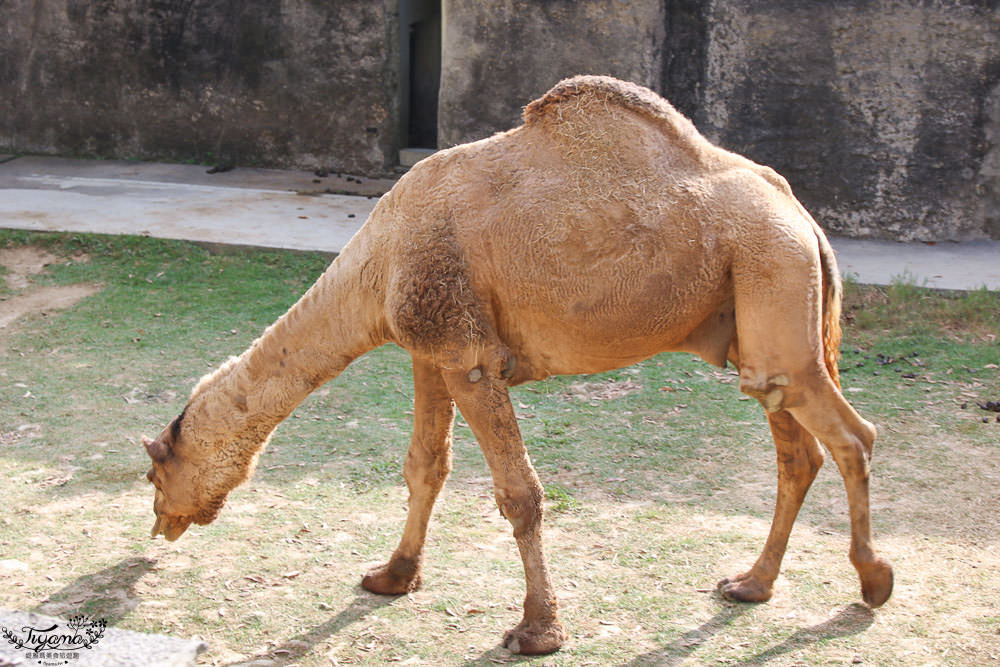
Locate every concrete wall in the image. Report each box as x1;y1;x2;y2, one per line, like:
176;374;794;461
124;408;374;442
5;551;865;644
0;0;399;174
438;0;665;147
696;0;1000;241
2;0;998;239
440;0;1000;241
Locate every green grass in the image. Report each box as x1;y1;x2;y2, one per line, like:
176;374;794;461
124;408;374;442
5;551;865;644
843;273;1000;341
544;483;580;513
1;231;998;666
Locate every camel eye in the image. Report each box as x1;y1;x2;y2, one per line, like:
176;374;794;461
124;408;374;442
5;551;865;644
146;468;155;483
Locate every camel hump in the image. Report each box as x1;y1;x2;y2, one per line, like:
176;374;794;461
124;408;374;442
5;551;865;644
523;75;684;127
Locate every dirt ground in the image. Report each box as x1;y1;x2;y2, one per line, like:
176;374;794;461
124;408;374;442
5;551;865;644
1;240;998;665
0;247;99;330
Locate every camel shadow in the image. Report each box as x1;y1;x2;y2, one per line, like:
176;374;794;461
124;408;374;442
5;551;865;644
33;556;155;625
743;603;874;664
622;599;750;667
459;597;750;667
222;590;392;666
626;601;873;666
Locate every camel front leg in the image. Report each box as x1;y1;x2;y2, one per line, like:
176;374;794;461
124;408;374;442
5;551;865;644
362;357;455;594
441;361;567;655
719;409;825;602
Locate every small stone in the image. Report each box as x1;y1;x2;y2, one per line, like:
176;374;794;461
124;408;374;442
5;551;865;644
468;367;483;383
0;559;28;571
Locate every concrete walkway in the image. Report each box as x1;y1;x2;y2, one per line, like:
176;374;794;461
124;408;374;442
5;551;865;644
2;155;998;290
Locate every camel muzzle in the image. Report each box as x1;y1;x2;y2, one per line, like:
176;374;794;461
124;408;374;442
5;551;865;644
150;513;192;541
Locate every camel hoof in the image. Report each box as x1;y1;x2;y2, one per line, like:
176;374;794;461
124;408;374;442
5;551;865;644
502;619;567;655
717;573;773;603
859;557;894;608
361;560;421;595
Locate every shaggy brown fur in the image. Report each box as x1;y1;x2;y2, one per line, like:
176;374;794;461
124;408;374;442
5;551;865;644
144;76;893;655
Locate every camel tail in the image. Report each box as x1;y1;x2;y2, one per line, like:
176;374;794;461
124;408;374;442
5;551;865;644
814;221;843;389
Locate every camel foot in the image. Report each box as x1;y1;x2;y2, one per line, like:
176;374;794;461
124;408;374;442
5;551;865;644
717;571;774;603
361;558;421;595
502;618;567;655
858;557;894;608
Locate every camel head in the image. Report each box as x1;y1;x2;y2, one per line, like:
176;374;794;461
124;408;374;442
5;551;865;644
142;408;229;541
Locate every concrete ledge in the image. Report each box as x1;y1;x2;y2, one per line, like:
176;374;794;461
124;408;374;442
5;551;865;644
0;608;206;667
2;155;997;290
398;147;436;168
0;156;379;254
0;156;395;197
830;236;1000;291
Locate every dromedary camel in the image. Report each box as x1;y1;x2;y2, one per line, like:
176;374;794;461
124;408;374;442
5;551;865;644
143;76;893;654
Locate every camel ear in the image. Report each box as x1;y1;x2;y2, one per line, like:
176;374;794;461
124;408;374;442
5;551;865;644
142;436;171;463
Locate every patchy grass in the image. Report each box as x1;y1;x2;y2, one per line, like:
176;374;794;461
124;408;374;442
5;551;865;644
1;231;998;666
843;274;1000;342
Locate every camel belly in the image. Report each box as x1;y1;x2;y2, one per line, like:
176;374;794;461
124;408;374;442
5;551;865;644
494;283;736;383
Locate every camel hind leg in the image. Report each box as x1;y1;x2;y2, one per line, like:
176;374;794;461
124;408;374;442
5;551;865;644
362;357;455;594
731;238;893;607
719;410;825;602
785;384;894;607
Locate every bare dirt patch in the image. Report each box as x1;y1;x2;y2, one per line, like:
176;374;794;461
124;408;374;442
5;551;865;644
0;247;66;289
0;246;98;329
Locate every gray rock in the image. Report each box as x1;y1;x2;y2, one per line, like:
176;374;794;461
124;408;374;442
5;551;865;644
0;608;206;667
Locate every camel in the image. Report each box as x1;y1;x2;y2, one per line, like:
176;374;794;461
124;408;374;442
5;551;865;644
142;75;893;655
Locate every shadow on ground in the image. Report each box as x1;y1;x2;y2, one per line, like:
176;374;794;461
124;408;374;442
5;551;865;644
623;601;873;666
34;556;155;625
461;595;748;666
621;599;749;667
743;603;874;664
223;590;393;666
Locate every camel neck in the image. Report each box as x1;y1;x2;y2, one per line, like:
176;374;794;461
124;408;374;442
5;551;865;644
188;232;386;457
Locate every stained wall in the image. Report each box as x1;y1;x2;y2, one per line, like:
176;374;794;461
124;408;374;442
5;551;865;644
3;0;998;238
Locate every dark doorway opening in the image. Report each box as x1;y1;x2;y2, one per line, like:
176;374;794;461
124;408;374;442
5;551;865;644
400;0;441;157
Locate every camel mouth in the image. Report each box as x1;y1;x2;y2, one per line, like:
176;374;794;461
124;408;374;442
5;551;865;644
150;513;192;541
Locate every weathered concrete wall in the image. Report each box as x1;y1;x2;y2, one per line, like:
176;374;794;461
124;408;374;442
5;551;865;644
3;0;998;239
438;0;665;148
0;0;399;174
698;0;1000;241
439;0;999;240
